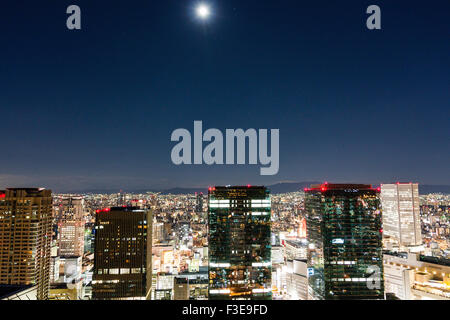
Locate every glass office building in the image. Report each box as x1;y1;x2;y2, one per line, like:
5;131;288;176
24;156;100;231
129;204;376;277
208;186;272;300
305;183;384;300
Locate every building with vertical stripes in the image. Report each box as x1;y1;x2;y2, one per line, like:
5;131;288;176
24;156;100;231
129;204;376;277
0;188;52;300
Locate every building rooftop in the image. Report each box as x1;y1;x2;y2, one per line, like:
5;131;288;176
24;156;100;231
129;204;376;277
0;285;33;300
305;182;379;192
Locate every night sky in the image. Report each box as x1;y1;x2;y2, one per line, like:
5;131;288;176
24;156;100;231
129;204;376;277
0;0;449;192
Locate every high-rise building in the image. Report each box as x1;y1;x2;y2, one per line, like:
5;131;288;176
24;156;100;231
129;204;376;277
152;220;165;244
55;196;85;257
195;192;204;213
380;183;422;247
208;186;272;300
286;259;308;300
0;188;52;300
305;183;384;300
92;206;152;300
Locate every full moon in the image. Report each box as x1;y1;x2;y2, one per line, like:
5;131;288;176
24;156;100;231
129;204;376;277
196;4;211;19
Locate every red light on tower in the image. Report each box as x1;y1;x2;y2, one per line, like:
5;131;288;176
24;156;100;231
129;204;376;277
320;186;327;192
376;187;381;192
247;184;251;188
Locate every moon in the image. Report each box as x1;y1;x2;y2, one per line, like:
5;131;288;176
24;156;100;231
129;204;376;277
196;3;211;19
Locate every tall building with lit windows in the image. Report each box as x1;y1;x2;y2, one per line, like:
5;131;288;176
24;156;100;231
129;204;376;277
0;188;52;300
92;206;152;300
305;183;384;300
380;183;422;248
195;192;204;213
208;186;272;300
55;196;85;257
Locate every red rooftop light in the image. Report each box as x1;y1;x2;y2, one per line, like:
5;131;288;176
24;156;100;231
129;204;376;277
0;194;5;198
320;187;327;192
247;184;251;188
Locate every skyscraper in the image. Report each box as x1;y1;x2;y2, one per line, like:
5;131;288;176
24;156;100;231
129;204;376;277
55;196;85;257
208;186;272;300
92;206;152;300
195;192;204;213
380;183;422;247
0;188;52;300
305;183;384;300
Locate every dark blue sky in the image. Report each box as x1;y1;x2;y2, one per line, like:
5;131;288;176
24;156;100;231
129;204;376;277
0;0;449;192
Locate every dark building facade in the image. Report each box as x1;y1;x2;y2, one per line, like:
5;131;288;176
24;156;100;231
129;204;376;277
195;192;204;213
305;183;384;300
93;206;152;300
0;188;52;300
208;186;272;300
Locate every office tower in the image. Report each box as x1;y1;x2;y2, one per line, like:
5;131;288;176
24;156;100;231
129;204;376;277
84;228;95;253
208;186;272;300
117;191;126;207
56;196;85;257
92;206;152;300
195;192;204;213
0;188;52;300
299;217;307;238
152;220;165;244
305;183;384;300
286;259;308;300
380;183;422;247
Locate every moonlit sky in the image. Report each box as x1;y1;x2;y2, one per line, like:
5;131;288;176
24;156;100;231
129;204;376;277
0;0;449;192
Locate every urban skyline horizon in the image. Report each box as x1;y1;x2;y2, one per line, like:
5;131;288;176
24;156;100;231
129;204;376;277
0;177;449;194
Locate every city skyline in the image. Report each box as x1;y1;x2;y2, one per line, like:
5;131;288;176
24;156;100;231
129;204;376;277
0;0;449;306
0;1;448;191
0;183;449;301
